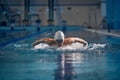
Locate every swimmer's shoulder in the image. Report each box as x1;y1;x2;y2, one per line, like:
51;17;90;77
44;38;54;41
64;37;76;41
64;38;74;44
44;38;56;45
64;37;83;44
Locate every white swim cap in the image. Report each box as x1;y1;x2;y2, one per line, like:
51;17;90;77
54;31;64;41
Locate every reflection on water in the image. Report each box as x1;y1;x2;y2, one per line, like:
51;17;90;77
55;53;74;80
55;53;84;80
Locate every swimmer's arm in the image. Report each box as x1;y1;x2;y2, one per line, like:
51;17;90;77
74;38;88;46
32;38;55;47
64;38;88;47
32;39;47;47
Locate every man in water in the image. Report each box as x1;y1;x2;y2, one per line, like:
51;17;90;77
32;31;88;47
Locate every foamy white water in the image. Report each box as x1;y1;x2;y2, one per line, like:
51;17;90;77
34;42;87;50
14;44;29;48
13;42;106;52
12;43;106;54
87;43;106;50
34;43;50;49
33;42;106;51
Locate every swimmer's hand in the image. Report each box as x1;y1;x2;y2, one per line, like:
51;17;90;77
84;42;88;47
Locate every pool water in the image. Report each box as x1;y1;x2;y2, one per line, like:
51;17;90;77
0;28;120;80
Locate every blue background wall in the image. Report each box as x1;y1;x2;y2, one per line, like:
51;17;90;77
107;0;120;29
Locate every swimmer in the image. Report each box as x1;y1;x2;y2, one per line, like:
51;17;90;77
32;31;88;47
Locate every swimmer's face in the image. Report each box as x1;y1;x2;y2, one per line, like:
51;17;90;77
54;31;65;47
56;39;64;47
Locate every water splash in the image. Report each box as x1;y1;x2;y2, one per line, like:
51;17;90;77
33;42;86;50
33;42;106;52
34;43;50;49
14;44;29;48
87;43;106;50
12;43;106;54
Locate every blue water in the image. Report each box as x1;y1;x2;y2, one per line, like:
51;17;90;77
0;28;120;80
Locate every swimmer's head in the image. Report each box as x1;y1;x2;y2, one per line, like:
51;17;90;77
54;31;64;47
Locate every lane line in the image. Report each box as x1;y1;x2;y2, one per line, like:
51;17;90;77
0;29;50;48
85;29;120;38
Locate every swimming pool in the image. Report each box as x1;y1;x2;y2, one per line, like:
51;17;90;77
0;27;120;80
